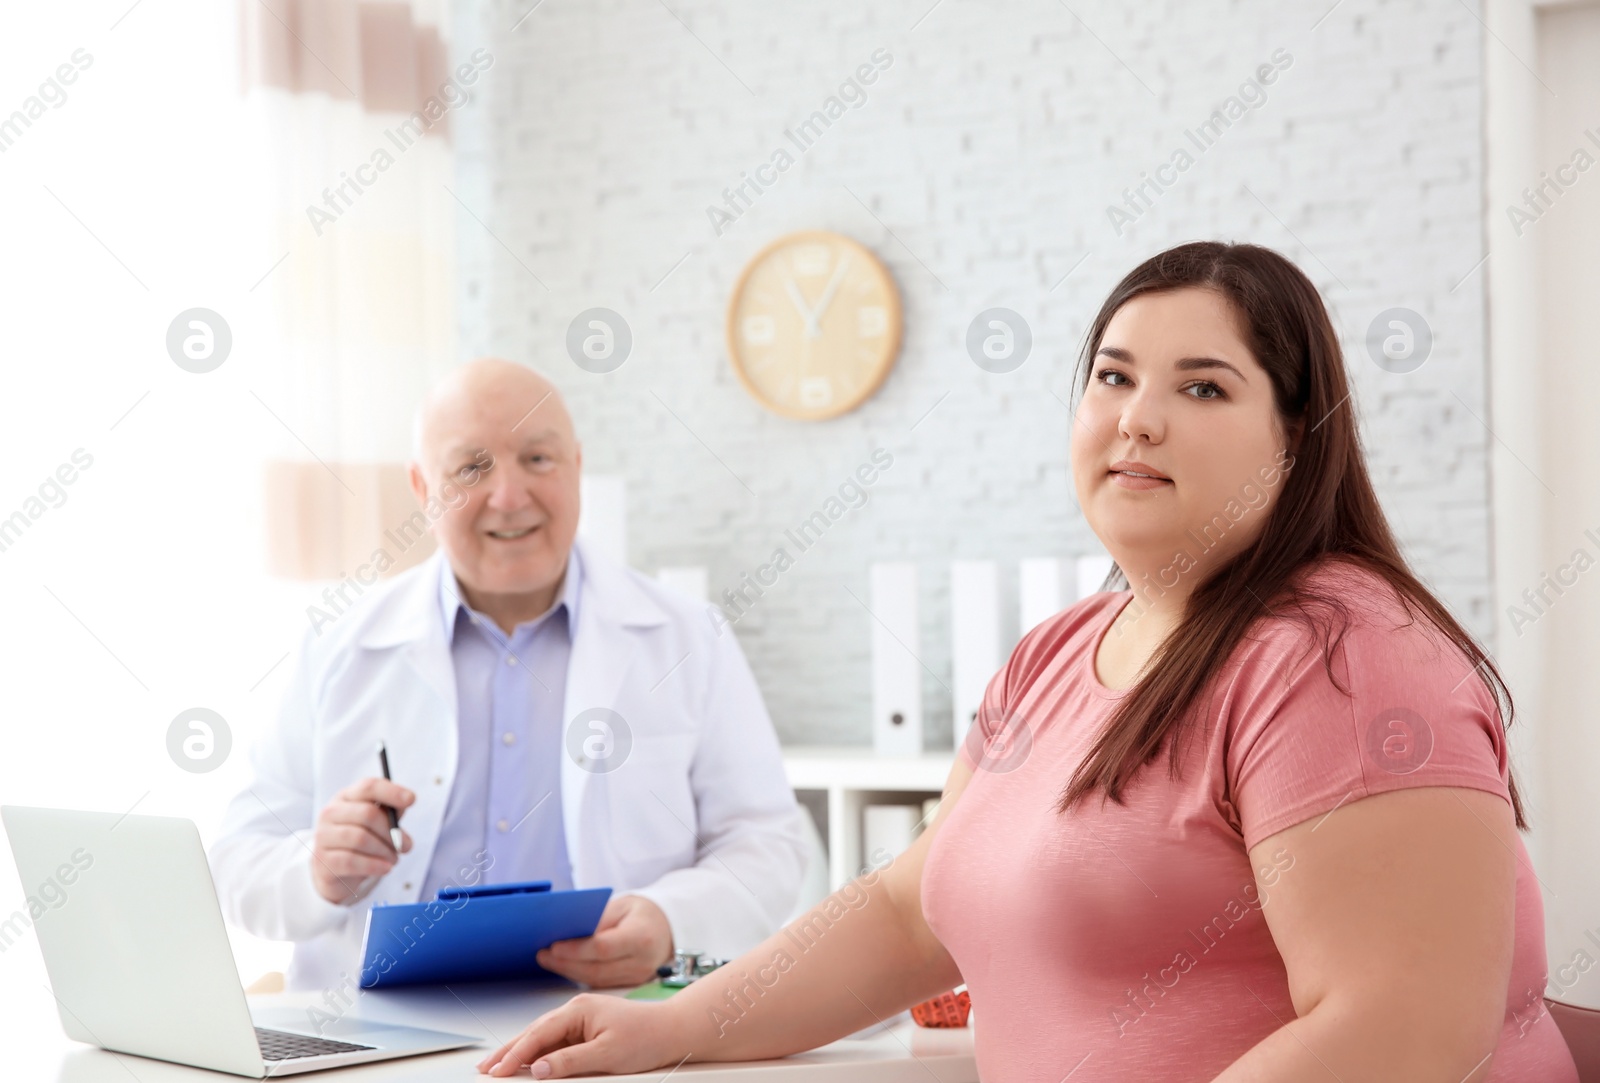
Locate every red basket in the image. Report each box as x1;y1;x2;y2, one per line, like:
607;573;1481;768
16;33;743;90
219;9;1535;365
911;988;971;1028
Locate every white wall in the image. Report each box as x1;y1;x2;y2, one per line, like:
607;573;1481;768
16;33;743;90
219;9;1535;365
1513;0;1600;1006
1483;0;1600;1005
452;0;1497;747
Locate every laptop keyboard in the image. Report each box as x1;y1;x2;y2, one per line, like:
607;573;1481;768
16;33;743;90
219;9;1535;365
255;1026;375;1061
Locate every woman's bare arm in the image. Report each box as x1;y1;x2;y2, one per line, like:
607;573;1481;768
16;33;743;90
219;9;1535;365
480;758;975;1077
1210;786;1515;1082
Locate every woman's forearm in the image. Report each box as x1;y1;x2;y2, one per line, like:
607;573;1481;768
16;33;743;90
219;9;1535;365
662;853;963;1063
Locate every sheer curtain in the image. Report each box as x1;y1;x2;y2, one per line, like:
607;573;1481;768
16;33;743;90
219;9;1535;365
238;0;465;582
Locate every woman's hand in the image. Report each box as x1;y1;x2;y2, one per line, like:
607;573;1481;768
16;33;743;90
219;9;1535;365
479;757;979;1077
477;993;691;1078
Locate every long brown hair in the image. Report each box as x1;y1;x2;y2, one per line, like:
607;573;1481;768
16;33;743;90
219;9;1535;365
1057;241;1527;830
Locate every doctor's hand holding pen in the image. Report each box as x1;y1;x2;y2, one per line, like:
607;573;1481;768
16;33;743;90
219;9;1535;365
310;776;416;904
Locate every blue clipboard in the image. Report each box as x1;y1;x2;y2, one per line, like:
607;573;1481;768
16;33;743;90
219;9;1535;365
358;880;612;988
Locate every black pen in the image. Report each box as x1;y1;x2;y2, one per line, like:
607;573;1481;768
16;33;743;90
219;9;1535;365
377;742;404;853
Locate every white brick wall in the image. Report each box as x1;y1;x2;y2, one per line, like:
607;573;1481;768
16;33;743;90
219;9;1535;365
451;0;1491;746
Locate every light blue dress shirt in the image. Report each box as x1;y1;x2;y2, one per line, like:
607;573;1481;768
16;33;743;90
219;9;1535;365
420;552;580;899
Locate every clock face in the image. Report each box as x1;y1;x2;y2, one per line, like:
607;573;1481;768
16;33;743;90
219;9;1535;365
725;231;903;421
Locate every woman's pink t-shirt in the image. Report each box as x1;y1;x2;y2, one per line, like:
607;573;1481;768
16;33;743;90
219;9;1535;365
921;561;1575;1082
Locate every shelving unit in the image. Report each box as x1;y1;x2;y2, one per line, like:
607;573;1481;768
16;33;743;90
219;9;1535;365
782;746;954;889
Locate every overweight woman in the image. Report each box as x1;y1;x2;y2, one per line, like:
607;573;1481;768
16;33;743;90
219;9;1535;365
479;242;1577;1081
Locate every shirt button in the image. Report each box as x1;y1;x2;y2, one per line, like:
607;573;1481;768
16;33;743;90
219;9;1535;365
496;819;510;833
502;732;516;746
504;656;517;667
403;881;413;891
435;776;444;785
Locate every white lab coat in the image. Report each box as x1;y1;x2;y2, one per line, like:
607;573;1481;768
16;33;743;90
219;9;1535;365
210;539;808;992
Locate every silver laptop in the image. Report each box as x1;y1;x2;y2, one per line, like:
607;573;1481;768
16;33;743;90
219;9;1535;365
2;805;481;1077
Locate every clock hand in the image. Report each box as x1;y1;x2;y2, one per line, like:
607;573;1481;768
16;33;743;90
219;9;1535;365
807;255;854;337
782;276;822;337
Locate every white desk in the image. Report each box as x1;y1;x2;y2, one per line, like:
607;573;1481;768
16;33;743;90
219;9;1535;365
22;980;978;1081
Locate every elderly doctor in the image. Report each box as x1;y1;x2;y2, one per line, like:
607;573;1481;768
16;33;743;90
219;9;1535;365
211;358;808;993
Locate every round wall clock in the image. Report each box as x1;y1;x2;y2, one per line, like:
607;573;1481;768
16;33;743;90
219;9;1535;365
725;230;903;421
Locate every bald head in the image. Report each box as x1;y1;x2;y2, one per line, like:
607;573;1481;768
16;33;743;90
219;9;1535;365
407;358;583;633
412;358;576;469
